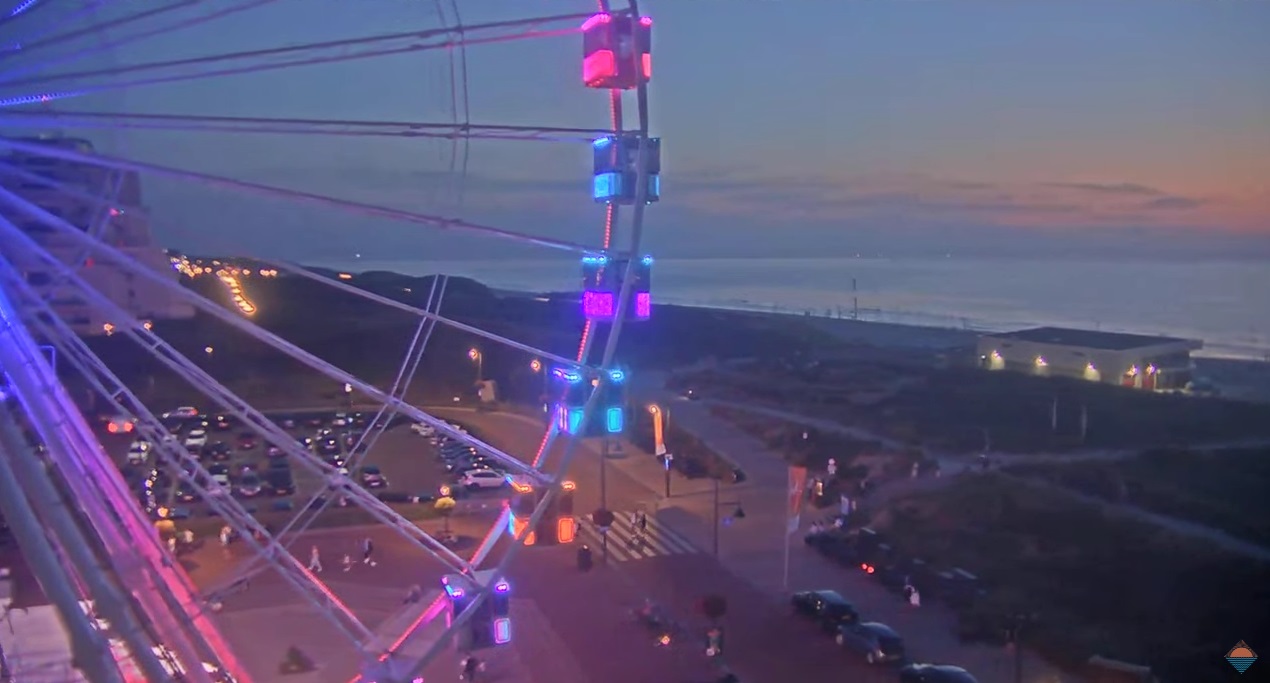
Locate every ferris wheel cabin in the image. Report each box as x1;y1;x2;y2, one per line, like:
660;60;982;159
550;366;628;437
581;254;652;321
582;13;652;90
592;134;661;205
506;478;577;546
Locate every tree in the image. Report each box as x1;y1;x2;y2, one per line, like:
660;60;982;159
434;496;457;538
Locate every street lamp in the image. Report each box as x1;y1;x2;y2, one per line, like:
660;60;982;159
467;348;482;383
204;346;214;356
529;359;542;373
647;404;671;497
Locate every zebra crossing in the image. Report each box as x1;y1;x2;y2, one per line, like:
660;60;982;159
575;511;700;562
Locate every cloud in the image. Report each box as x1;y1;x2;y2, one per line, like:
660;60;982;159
1141;196;1205;211
1043;182;1165;196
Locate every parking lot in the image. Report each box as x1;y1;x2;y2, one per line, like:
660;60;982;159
96;407;518;528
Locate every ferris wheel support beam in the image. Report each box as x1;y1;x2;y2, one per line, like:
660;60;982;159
208;276;448;600
0;256;215;683
0;139;597;253
1;0;284;85
0;11;589;96
0;410;129;683
0;0;107;56
272;261;602;375
19;296;379;652
0;110;608;142
0;339;176;682
0;208;483;579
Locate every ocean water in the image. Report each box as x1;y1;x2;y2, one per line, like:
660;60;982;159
305;256;1270;360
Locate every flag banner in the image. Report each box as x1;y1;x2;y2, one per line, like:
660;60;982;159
786;465;808;535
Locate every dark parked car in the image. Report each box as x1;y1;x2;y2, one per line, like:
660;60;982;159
266;469;295;496
791;590;860;633
900;664;979;683
358;465;388;489
236;432;258;450
205;441;233;462
835;622;905;664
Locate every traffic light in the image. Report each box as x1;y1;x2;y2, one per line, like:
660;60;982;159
705;627;724;658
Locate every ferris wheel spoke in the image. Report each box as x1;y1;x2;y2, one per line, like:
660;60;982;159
1;0;277;81
0;180;554;490
209;277;450;600
0;0;105;54
0;211;485;585
272;261;604;376
0;11;588;94
0;138;599;253
0;108;610;142
11;292;379;655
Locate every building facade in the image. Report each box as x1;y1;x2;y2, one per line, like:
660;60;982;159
0;135;193;335
977;326;1202;390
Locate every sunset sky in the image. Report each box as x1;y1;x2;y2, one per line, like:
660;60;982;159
9;0;1269;259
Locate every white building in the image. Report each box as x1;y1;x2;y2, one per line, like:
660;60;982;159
0;135;193;336
977;326;1202;391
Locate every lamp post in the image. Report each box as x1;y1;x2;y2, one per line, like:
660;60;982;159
710;479;744;558
467;348;482;384
529;359;544;405
647;404;670;497
343;382;353;411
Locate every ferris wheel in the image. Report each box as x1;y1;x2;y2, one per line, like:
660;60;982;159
0;1;658;682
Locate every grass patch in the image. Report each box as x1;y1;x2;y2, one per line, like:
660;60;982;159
1006;447;1270;546
880;474;1270;682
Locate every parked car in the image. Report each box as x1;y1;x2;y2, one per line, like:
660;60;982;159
266;469;296;496
126;440;150;465
236;432;258;450
791;590;860;633
211;415;233;431
358;466;388;489
207;464;231;487
899;664;979;683
459;469;506;490
236;473;264;498
835;622;905;664
206;441;233;462
183;429;209;449
162;406;199;420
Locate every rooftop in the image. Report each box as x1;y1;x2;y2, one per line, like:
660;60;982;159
984;326;1200;352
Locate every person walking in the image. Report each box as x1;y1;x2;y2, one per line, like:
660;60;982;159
307;545;322;573
459;653;482;681
342;553;353;572
361;536;376;566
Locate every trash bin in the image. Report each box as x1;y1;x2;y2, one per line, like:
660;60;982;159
577;544;593;572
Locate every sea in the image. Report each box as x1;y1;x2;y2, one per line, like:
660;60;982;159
304;256;1270;361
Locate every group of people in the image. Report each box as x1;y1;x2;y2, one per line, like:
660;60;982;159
305;536;377;573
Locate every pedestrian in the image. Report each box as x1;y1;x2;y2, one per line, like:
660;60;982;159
403;584;422;604
637;511;648;534
459;654;483;681
361;537;376;566
308;545;322;573
908;586;921;607
342;553;352;572
167;536;177;554
181;529;194;546
219;525;231;547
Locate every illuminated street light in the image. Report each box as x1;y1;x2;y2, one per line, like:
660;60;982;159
529;359;542;373
468;348;483;383
204;346;214;356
